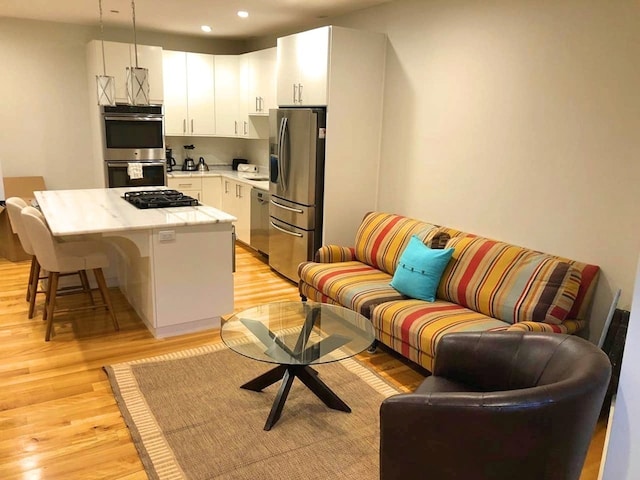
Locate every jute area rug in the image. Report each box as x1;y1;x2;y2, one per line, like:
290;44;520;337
104;341;401;480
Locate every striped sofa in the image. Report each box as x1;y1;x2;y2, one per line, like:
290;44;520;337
298;212;600;372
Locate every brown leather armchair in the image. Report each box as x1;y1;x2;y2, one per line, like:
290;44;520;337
380;332;611;480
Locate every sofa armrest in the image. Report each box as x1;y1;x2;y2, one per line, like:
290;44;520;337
314;245;356;263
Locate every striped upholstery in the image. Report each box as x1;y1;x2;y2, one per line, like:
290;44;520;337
354;212;439;275
437;236;582;325
371;299;512;372
315;245;356;263
298;261;406;318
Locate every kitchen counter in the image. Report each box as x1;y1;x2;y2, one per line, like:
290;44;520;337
167;168;269;191
34;187;234;339
35;187;236;236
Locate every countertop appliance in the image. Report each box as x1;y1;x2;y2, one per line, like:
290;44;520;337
250;189;270;256
123;190;199;209
182;145;197;171
166;148;177;172
268;107;326;282
232;158;249;170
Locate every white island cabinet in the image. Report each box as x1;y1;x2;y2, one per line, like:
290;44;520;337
34;187;236;338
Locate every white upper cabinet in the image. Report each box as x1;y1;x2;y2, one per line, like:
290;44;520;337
277;26;330;106
87;40;164;105
244;48;277;115
162;51;215;136
214;55;241;137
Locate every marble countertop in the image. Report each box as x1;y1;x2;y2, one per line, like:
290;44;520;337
35;187;236;236
168;168;270;191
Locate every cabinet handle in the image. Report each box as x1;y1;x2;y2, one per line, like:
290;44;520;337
255;96;259;112
260;97;264;112
235;184;240;198
243;121;248;135
224;181;229;193
183;119;186;134
178;183;193;187
191;119;194;133
234;121;238;134
298;83;303;103
293;84;297;103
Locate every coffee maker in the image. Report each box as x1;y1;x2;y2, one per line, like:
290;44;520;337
165;148;177;172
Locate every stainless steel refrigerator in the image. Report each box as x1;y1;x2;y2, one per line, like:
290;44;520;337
268;107;326;282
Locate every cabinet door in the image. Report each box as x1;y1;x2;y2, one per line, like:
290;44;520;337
167;177;202;201
234;181;252;244
186;53;216;135
102;41;132;103
276;34;300;107
134;44;164;104
297;27;330;106
248;48;276;115
214;56;240;136
162;51;188;136
201;176;222;209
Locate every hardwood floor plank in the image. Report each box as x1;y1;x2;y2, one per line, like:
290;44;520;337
0;243;606;478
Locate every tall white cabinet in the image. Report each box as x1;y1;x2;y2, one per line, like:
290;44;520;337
162;51;216;136
276;26;387;246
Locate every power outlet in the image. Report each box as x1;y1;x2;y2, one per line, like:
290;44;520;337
158;230;176;243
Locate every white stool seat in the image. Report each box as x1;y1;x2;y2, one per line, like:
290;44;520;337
21;206;119;341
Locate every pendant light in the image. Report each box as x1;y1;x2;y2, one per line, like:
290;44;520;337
95;0;116;106
126;0;150;105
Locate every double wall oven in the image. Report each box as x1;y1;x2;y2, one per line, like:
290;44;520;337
101;104;166;188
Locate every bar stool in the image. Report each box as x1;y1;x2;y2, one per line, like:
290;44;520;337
5;197;91;319
20;206;119;341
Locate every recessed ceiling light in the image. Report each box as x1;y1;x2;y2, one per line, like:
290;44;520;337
201;25;212;33
237;11;249;18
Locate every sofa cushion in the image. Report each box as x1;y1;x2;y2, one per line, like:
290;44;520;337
372;299;512;372
437;236;582;325
354;212;439;276
297;260;407;318
390;236;454;302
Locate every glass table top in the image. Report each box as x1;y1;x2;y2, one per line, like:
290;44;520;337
221;301;375;366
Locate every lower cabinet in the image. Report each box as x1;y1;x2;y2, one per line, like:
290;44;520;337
167;177;202;202
221;178;251;244
201;177;222;209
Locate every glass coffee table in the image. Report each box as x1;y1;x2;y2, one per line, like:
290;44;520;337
221;301;375;430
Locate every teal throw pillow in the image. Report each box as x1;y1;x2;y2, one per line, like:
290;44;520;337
390;235;454;302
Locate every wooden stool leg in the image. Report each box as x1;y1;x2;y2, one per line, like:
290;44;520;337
28;260;41;319
93;268;119;332
26;256;37;301
79;270;94;305
45;272;60;341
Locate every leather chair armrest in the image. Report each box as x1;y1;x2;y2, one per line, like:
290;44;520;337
314;245;356;263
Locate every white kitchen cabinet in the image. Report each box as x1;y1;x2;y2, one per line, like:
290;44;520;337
167;177;202;202
277;27;330;106
214;55;241;137
201;176;222;209
163;51;215;136
243;48;277;115
86;40;164;105
221;178;251;244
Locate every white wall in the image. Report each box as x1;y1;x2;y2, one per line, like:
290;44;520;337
0;17;246;191
600;255;640;479
330;0;640;344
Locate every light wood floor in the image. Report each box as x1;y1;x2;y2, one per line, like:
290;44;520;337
0;243;606;479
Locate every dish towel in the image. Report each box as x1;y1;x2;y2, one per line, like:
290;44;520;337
127;162;144;180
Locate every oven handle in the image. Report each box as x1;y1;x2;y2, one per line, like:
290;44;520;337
103;115;163;121
107;161;165;167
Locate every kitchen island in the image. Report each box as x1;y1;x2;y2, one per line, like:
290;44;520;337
34;187;236;338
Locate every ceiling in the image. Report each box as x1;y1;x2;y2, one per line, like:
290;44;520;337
0;0;393;39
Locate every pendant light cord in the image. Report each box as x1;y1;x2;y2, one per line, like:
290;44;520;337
131;0;139;68
99;0;107;76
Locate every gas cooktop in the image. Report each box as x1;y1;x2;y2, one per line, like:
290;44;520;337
123;190;199;209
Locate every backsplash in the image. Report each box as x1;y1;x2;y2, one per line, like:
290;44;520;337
165;136;268;170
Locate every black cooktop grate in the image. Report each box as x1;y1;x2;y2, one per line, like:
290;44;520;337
123;190;199;209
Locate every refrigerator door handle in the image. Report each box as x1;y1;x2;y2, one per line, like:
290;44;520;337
270;199;303;214
270;221;303;238
278;116;289;192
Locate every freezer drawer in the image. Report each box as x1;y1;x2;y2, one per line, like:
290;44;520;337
250;189;270;255
268;217;314;283
269;195;316;229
